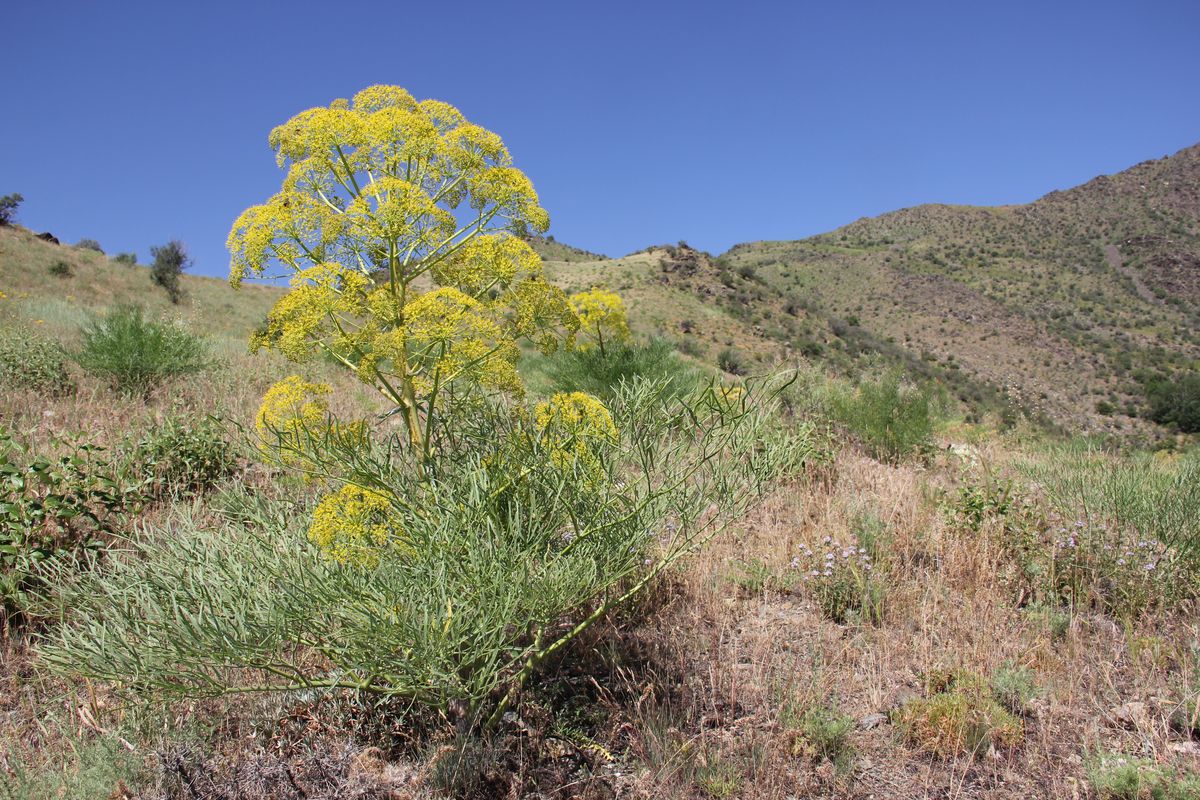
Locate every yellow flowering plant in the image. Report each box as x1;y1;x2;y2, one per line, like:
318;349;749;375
230;85;578;459
569;288;630;355
40;86;816;732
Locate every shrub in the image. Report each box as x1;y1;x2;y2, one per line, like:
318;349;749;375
827;371;936;463
0;327;73;395
112;252;137;266
0;192;22;225
676;336;706;358
789;533;883;624
717;347;748;376
75;305;208;394
75;238;104;254
990;663;1038;715
121;410;238;499
892;671;1023;757
48;259;72;277
1086;753;1200;800
0;430;130;620
149;240;190;304
1145;372;1200;432
544;338;698;402
786;705;855;770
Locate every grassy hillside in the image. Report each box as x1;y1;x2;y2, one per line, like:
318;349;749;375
719;144;1200;433
0;226;282;349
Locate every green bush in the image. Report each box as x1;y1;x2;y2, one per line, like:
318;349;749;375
75;238;104;254
717;347;748;376
990;663;1037;715
48;259;72;278
111;252;137;266
892;671;1022;757
0;327;73;395
1087;753;1200;800
544;338;699;401
827;371;936;463
121;410;237;499
791;532;884;624
0;430;132;620
786;705;855;770
1145;372;1200;432
75;306;208;394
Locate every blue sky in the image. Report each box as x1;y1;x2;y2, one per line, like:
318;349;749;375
4;0;1199;278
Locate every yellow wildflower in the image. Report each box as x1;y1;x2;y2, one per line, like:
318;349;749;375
307;484;399;567
403;287;522;397
569;289;630;351
255;375;332;462
534;392;618;479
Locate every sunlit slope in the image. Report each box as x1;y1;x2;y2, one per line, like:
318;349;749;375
720;144;1200;431
0;226;282;347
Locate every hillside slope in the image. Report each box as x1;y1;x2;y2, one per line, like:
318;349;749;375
719;144;1200;432
0;226;282;348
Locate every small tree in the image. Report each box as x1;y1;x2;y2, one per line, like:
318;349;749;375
150;240;190;303
0;194;21;226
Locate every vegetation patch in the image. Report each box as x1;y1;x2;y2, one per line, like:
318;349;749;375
76;305;208;394
892;671;1024;757
0;326;73;395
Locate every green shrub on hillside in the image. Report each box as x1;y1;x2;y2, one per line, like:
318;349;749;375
545;338;699;401
150;240;190;304
0;193;22;226
112;252;137;266
0;430;130;620
1087;753;1200;800
827;371;936;463
0;326;73;395
1145;372;1200;433
75;238;104;254
717;347;748;376
76;306;208;394
121;410;237;499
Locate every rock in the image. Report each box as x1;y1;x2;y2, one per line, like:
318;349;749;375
36;232;59;245
1111;701;1150;729
1168;740;1200;756
858;713;888;730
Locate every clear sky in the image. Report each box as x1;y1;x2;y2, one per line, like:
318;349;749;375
4;0;1199;278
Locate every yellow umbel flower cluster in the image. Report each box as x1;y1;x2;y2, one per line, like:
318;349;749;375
255;375;332;462
569;289;630;352
534;392;618;479
229;85;592;450
307;484;398;567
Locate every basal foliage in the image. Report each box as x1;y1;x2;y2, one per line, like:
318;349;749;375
42;379;814;725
